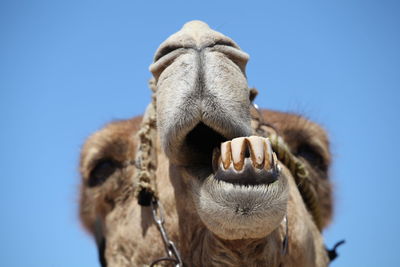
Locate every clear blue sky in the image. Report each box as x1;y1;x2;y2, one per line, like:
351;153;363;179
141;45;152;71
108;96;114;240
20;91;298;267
1;1;399;266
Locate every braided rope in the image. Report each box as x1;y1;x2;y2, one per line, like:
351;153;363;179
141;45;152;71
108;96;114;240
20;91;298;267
134;80;159;206
250;99;323;230
268;134;323;231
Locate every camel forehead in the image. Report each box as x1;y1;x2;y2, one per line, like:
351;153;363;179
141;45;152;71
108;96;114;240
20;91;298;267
154;20;240;60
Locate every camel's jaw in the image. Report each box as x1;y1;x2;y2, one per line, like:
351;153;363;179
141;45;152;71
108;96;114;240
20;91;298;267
188;135;288;240
171;128;289;240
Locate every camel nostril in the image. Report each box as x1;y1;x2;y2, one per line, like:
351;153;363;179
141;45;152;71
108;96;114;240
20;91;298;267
210;40;237;49
154;45;182;61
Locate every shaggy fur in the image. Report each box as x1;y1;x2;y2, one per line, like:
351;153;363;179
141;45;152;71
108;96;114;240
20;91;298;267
79;21;333;266
79;112;332;266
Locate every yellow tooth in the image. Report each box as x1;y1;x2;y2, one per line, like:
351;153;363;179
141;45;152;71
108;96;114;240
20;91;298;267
220;141;232;169
264;138;273;170
247;136;264;168
272;152;279;171
231;137;247;171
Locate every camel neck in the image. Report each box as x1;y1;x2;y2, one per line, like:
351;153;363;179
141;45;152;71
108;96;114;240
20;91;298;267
180;223;285;267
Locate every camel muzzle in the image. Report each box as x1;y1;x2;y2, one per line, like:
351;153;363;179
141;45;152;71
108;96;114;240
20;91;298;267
149;21;253;166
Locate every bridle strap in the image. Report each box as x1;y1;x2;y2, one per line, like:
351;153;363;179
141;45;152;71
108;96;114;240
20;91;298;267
134;79;159;206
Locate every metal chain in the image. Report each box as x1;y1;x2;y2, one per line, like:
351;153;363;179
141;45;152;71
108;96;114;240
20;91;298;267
150;199;183;267
281;214;289;256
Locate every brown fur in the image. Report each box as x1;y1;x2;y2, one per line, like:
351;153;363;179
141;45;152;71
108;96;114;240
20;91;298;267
261;110;333;228
79;110;332;266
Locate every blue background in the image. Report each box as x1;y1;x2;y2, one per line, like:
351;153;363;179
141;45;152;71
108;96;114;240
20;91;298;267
1;1;399;266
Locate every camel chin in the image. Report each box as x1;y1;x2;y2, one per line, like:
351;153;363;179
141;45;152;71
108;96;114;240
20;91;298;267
189;136;289;240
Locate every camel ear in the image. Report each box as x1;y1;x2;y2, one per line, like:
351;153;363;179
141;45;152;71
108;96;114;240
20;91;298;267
249;88;258;102
326;240;346;262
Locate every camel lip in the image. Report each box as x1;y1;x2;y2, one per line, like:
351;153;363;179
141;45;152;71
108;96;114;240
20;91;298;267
163;111;252;167
213;158;280;186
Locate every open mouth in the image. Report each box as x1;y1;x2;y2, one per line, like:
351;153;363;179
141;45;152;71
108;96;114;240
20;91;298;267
184;122;227;166
183;123;280;186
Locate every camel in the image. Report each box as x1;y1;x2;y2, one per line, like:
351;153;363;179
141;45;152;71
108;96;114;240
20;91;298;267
79;21;334;266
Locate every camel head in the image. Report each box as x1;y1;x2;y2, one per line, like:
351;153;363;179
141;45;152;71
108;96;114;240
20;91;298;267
79;21;334;266
150;20;288;240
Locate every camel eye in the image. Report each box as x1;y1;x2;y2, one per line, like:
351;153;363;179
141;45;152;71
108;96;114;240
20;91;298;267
88;160;118;187
296;144;327;172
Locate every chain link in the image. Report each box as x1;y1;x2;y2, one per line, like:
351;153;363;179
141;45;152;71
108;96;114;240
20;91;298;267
150;199;183;267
